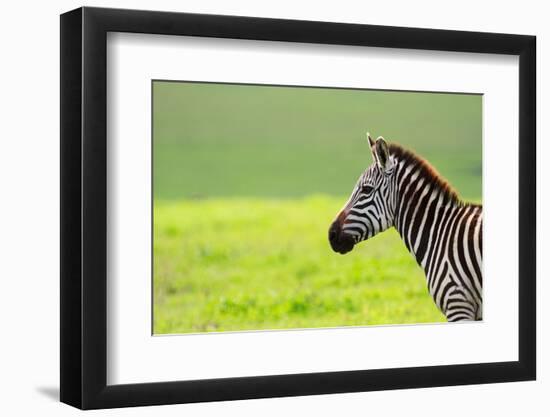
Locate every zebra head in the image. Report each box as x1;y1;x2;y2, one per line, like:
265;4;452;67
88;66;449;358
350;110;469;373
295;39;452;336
328;133;395;254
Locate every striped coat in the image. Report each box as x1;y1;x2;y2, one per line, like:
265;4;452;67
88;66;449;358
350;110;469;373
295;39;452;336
328;134;482;321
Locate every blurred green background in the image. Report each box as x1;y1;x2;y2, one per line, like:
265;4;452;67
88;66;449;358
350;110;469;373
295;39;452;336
153;81;482;334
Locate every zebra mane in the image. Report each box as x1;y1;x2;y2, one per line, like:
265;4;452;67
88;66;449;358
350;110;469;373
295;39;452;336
388;143;463;206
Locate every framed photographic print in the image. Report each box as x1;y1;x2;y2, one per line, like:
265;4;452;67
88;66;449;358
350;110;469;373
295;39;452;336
60;6;536;409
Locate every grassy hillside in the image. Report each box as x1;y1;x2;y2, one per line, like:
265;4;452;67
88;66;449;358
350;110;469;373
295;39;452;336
153;81;482;201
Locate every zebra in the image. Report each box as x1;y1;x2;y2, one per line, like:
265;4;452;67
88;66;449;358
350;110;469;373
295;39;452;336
328;133;482;322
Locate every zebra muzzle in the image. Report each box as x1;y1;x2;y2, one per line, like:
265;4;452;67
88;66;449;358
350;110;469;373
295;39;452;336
328;221;355;254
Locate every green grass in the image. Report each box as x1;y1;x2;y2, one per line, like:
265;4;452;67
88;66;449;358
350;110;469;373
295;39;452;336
152;81;481;334
153;196;446;334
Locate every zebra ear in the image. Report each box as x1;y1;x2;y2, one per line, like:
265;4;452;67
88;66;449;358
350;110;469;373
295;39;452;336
367;132;375;149
374;137;392;172
367;132;379;164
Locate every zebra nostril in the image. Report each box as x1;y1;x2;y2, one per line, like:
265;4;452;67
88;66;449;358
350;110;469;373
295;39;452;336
329;228;338;242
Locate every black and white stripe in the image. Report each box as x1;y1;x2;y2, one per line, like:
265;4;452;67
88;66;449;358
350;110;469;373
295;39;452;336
329;134;482;322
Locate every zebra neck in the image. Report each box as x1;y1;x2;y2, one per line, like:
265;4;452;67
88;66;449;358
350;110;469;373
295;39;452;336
392;160;461;270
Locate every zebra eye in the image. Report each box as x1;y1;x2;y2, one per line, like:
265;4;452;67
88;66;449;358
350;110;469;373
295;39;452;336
362;185;374;194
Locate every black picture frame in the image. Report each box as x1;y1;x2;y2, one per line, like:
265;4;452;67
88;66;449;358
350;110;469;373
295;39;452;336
60;6;536;410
